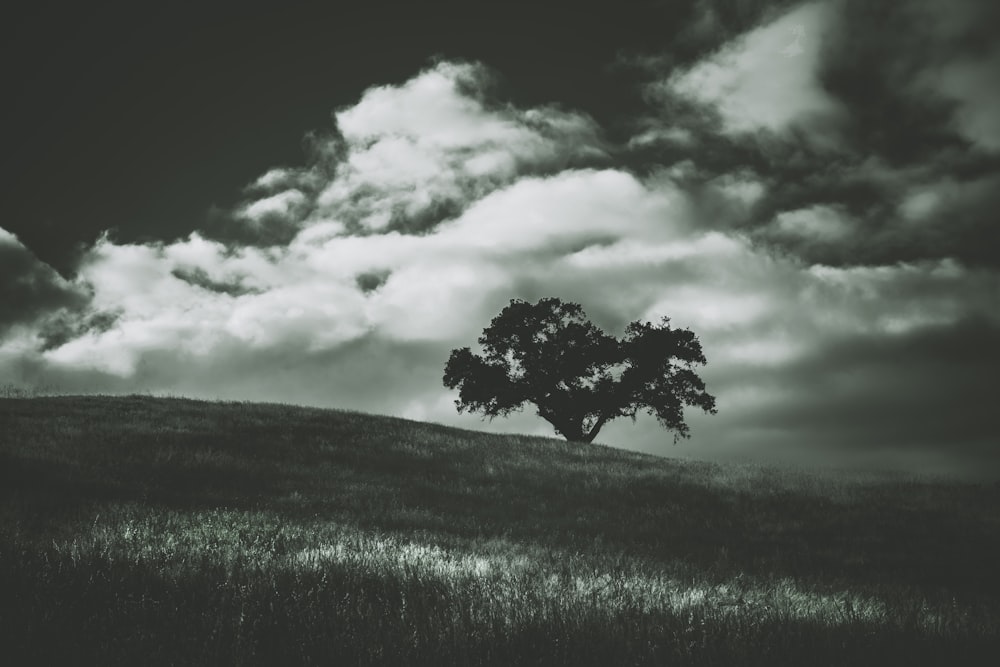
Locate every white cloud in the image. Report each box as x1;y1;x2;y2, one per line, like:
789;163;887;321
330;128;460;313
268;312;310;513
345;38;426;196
432;169;674;254
335;62;516;149
627;126;696;150
563;232;743;271
249;168;295;191
47;168;682;371
654;0;846;140
313;61;606;232
240;189;308;222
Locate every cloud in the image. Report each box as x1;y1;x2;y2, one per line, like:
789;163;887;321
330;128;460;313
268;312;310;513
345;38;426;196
0;228;88;339
248;168;300;192
651;0;846;141
894;0;1000;153
309;60;607;235
198;60;607;247
240;189;309;223
812;0;1000;162
752;203;862;264
930;48;1000;152
626;0;1000;272
888;171;1000;265
593;255;1000;477
38;167;674;375
769;205;854;243
720;314;1000;475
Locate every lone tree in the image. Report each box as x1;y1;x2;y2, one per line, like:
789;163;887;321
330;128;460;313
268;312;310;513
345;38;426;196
443;297;717;443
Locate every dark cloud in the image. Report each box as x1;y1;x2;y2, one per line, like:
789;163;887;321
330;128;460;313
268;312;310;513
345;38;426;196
628;0;1000;269
733;316;1000;474
386;197;467;236
356;270;391;295
0;232;89;338
37;309;121;353
602;312;1000;478
170;267;262;297
817;2;967;162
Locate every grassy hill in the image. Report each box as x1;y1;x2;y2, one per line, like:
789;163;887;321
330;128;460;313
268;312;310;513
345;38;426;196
1;395;998;666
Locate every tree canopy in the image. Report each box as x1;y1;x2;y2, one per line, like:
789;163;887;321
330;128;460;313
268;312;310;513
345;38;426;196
443;297;717;443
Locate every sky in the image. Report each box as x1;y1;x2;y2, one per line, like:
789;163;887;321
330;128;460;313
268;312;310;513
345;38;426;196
3;0;999;478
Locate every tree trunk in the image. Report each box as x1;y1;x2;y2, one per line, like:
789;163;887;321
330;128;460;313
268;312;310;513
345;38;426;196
549;416;609;443
537;406;603;443
581;414;609;443
536;406;580;442
560;424;585;442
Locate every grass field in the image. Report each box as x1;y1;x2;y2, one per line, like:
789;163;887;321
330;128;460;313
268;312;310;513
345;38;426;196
1;395;998;665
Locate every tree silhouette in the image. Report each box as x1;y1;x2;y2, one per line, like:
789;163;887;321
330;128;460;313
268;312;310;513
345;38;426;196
443;297;717;443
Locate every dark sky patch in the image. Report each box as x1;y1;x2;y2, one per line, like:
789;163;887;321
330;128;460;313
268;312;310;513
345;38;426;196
356;270;391;295
620;0;1000;270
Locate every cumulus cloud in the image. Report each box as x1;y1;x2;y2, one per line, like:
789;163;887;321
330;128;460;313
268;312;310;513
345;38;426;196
199;60;607;248
302;61;605;236
38;167;674;375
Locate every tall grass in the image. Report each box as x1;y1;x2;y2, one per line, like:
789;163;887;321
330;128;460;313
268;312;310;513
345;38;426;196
1;395;997;665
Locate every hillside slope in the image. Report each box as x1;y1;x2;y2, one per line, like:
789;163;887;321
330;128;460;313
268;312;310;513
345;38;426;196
2;395;998;666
